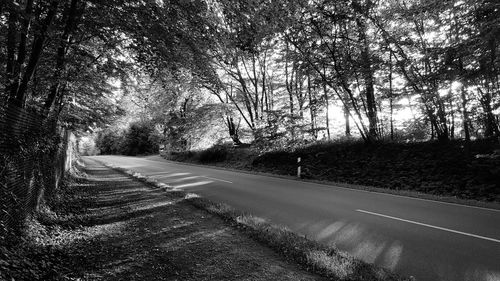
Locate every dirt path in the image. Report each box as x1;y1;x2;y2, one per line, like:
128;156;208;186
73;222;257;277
61;158;324;280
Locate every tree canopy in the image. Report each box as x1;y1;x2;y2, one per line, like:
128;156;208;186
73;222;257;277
1;0;499;148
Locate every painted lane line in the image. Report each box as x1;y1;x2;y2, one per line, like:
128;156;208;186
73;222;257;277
201;176;233;184
356;209;500;243
136;157;500;213
144;158;500;213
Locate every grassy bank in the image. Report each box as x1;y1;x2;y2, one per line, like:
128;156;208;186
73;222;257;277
166;139;500;202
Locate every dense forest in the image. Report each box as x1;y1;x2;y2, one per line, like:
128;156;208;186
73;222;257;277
1;0;499;151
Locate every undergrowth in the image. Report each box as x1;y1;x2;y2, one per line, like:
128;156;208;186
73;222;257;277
0;175;89;281
167;139;500;202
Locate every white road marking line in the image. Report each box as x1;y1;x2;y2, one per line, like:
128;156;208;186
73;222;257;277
120;157;500;213
201;176;233;184
356;209;500;243
271;177;500;213
360;191;500;213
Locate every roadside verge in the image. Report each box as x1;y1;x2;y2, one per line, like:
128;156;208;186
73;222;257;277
100;160;413;281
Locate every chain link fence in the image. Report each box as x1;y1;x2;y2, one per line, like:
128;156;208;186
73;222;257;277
0;104;75;241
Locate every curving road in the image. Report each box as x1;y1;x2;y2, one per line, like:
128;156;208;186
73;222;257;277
87;155;500;281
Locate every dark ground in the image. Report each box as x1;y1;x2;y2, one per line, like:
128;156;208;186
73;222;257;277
0;159;325;281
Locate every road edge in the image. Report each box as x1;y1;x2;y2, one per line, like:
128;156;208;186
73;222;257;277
95;159;413;281
145;155;500;211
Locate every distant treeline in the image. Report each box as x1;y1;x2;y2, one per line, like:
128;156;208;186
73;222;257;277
95;121;160;156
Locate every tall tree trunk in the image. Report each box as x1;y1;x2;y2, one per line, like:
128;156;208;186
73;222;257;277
430;121;435;140
44;0;80;115
307;72;316;139
5;2;18;102
226;116;242;145
285;41;294;116
322;67;331;140
343;91;351;136
460;88;471;157
389;52;394;141
477;83;499;137
10;0;34;100
355;1;378;140
13;0;59;108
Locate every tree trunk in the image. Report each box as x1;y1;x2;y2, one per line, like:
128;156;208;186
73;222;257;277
44;0;80;115
479;89;500;137
5;2;18;102
307;72;316;139
10;0;34;100
13;0;59;107
343;91;351;136
227;116;242;145
389;52;394;141
322;68;331;140
355;2;378;140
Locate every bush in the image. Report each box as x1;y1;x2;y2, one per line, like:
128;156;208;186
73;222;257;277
122;121;160;156
95;121;160;156
198;145;228;163
95;130;124;155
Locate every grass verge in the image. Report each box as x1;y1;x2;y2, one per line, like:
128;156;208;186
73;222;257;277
101;161;413;281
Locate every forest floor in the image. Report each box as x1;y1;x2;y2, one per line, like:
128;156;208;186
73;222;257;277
0;159;327;281
167;139;500;203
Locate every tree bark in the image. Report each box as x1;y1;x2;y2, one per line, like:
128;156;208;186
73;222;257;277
460;88;471;142
322;67;331;140
5;2;18;101
307;71;316;139
44;0;80;115
9;0;34;100
226;116;242;145
356;16;378;139
13;0;59;108
389;52;394;141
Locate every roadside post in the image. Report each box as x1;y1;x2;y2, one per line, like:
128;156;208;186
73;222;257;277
297;157;301;178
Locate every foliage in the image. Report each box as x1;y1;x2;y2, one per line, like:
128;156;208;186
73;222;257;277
2;0;500;148
198;145;229;163
95;121;160;156
168;138;500;202
95;129;124;155
122;121;160;156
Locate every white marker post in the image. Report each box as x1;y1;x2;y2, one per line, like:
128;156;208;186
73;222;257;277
297;157;301;178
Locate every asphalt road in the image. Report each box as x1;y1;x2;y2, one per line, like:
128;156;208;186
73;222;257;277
88;155;500;281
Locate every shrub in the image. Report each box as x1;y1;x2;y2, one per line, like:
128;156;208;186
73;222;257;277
95;130;124;155
122;121;160;156
96;121;160;156
198;145;228;163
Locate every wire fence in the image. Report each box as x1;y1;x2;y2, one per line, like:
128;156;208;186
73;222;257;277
0;103;75;241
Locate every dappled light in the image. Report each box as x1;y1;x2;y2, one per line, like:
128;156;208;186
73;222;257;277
380;241;404;271
169;176;205;183
150;172;192;178
145;173;218;189
316;221;347;241
352;236;388;264
41;159;321;280
2;0;499;279
296;220;404;272
173;181;214;189
464;268;500;281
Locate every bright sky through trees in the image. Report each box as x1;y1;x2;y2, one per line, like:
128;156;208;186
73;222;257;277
1;0;499;148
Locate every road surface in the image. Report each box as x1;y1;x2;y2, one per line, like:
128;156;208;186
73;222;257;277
87;155;500;281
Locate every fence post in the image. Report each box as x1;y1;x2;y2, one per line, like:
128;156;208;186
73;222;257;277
297;157;301;178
